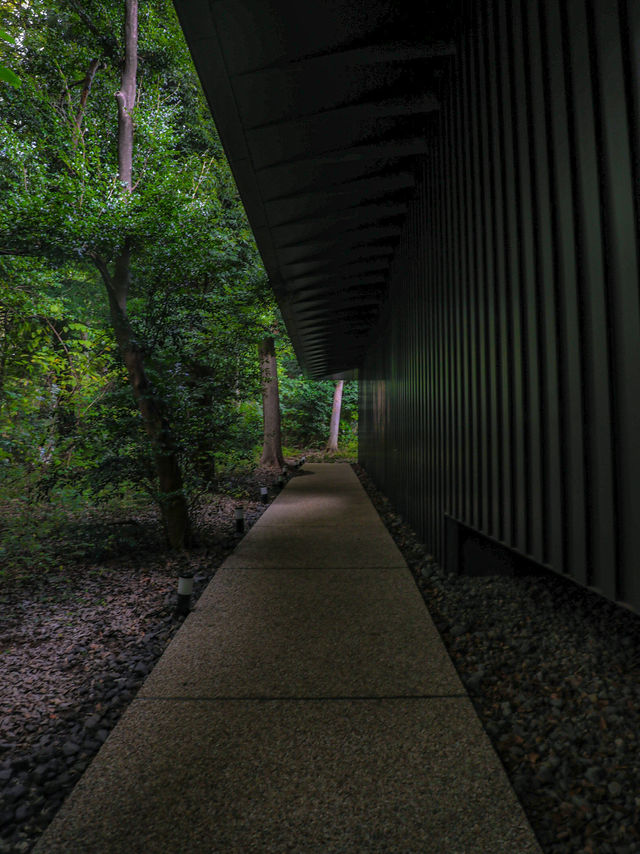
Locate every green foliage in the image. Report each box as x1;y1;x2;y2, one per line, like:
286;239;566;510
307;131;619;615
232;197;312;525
0;257;116;469
0;0;277;505
277;333;358;447
0;482;160;582
0;27;20;87
0;0;358;577
0;66;20;87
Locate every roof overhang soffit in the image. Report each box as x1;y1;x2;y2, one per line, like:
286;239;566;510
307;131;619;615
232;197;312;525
172;0;457;377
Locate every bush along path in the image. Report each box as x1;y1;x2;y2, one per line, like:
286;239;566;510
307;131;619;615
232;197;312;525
0;466;287;854
353;464;640;854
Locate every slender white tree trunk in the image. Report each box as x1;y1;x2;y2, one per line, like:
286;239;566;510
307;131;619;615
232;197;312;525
326;379;344;452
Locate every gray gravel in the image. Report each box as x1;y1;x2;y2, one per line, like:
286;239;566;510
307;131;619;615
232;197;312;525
354;463;640;854
0;568;210;854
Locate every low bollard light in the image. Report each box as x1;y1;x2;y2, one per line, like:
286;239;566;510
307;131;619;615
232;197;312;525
235;505;245;534
260;486;268;504
175;570;194;618
276;475;284;490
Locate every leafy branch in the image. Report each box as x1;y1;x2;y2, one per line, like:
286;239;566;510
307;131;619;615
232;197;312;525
0;27;20;87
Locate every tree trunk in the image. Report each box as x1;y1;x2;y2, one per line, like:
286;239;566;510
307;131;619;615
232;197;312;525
0;308;11;415
91;0;190;548
72;58;101;149
259;336;284;468
326;379;344;452
96;255;191;549
115;0;137;190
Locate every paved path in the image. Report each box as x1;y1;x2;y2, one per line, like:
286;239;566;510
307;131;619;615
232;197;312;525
34;464;541;853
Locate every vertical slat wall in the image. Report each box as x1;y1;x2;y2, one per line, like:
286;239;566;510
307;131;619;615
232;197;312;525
359;0;640;612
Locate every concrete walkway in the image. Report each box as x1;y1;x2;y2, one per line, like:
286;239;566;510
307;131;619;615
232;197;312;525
34;464;541;853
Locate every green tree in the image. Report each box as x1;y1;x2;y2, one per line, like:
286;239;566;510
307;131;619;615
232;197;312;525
0;0;273;544
277;333;358;450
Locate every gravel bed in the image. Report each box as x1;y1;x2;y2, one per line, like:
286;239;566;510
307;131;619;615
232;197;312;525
0;474;282;854
353;463;640;854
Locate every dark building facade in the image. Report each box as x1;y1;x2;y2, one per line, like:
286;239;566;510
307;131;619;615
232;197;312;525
174;0;640;613
359;0;640;612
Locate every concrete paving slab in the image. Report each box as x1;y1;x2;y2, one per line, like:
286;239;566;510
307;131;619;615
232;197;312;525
258;491;382;527
270;476;368;496
268;482;371;501
34;697;541;854
224;524;406;568
283;466;364;491
294;463;356;479
139;567;464;698
193;563;419;608
282;477;365;494
256;500;384;527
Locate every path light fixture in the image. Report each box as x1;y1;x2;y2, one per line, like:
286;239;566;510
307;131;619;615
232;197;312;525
260;486;268;504
175;570;194;618
276;475;285;490
235;505;245;534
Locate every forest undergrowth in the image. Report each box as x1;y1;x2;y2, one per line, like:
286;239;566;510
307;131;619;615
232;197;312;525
0;446;354;593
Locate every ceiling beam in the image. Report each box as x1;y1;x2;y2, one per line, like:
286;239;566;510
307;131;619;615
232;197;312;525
275;223;403;252
283;260;391;290
234;40;457;80
291;285;385;308
276;225;402;255
281;245;394;269
282;250;393;278
271;202;408;243
246;92;439;134
281;272;387;297
256;136;429;178
263;171;415;205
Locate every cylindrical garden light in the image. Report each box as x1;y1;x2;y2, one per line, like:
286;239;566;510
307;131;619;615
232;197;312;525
175;570;194;618
235;505;245;534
